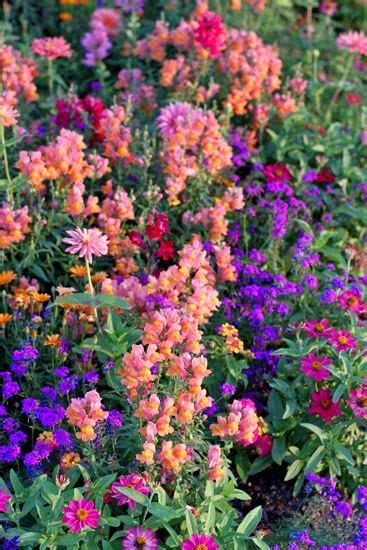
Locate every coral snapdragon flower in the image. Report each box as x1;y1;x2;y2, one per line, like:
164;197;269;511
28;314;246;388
62;498;100;533
63;227;109;264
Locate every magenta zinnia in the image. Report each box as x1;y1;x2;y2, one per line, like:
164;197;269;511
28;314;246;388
300;353;331;381
0;489;11;512
111;473;150;508
308;388;342;423
182;533;220;550
63;227;109;264
347;384;367;419
61;498;100;533
122;526;158;549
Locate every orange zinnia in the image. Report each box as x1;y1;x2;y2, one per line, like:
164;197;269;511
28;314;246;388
70;265;87;277
0;271;17;286
0;313;12;325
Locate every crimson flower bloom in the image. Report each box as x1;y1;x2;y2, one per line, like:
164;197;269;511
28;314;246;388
194;11;226;58
63;227;109;264
308;388;342;423
155;240;174;261
300;353;331;382
62;498;100;533
145;212;170;241
316;167;335;184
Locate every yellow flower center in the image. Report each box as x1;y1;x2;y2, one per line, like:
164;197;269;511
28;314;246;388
196;545;208;550
76;508;89;521
312;361;321;370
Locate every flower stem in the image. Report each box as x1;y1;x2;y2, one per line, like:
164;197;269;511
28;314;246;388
0;122;14;205
48;59;54;96
85;257;101;332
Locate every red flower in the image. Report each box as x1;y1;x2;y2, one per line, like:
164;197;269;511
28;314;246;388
194;11;226;58
145;212;170;241
155;240;174;261
308;388;342;423
129;230;146;249
316;167;335;184
345;93;362;105
263;163;292;183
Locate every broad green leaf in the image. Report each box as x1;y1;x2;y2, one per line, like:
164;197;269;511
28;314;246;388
237;506;262;536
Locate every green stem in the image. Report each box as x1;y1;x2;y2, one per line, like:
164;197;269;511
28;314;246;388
85;257;101;332
48;59;54;96
0;122;14;205
324;55;354;125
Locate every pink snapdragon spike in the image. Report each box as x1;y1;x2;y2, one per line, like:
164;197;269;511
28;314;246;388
61;498;100;533
182;533;220;550
0;489;11;512
122;526;158;549
0;91;19;127
308;388;342;423
31;37;73;60
63;227;109;264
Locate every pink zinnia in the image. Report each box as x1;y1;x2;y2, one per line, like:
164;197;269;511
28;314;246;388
0;489;11;512
182;533;220;550
62;498;100;533
31;37;73;60
122;526;158;549
300;353;331;381
110;473;150;508
63;227;109;264
302;318;332;338
336;31;367;56
326;329;358;352
308;388;342;423
337;289;364;314
347;384;367;419
194;11;226;58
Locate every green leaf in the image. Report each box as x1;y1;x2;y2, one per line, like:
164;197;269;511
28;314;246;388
305;445;325;473
332;384;346;402
185;508;199;535
148;502;181;521
205;502;216;531
284;460;304;481
300;423;328;441
18;531;42;545
90;474;117;497
95;294;131;309
115;487;149;506
237;506;262;536
272;436;286;465
54;293;95;306
9;470;25;496
249;455;272;476
333;443;354;465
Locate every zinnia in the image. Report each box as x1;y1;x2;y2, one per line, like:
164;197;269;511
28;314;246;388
110;473;150;508
122;526;158;549
0;488;11;512
61;498;100;533
182;533;220;550
300;353;331;381
63;227;109;264
308;388;342;423
194;11;226;58
347;384;367;419
31;37;73;60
